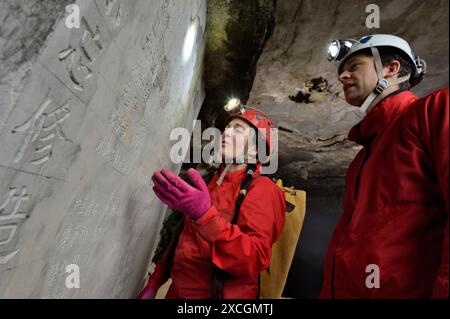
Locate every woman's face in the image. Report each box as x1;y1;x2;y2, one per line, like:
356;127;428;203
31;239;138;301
220;118;258;163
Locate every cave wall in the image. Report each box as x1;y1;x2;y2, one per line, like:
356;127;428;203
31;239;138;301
0;0;206;298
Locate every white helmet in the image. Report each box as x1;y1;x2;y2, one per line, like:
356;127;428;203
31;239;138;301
327;34;427;116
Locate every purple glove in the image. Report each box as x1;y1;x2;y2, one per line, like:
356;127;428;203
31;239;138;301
152;168;212;220
137;286;156;299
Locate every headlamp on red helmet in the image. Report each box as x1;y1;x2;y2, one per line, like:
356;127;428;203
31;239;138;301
224;98;246;115
223;98;275;160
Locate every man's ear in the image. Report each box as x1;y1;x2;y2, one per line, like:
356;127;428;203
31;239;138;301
384;59;401;78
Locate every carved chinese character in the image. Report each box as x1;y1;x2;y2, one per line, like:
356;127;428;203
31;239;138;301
11;97;71;166
0;186;29;221
58;17;102;91
0;186;30;264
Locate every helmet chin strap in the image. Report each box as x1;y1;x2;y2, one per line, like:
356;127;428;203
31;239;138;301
216;163;232;186
216;156;258;186
358;47;411;116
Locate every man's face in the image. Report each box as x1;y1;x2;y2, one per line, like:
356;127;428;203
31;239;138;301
338;54;378;106
220;118;257;163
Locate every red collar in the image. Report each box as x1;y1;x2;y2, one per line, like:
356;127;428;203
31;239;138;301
348;90;418;145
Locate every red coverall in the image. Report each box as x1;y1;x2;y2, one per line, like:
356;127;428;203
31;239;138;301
147;165;286;298
320;88;449;298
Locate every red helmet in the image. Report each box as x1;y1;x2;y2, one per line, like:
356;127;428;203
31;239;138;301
224;99;276;158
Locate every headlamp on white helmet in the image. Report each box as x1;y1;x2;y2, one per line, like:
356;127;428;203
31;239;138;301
328;34;426;86
327;34;427;117
327;39;356;61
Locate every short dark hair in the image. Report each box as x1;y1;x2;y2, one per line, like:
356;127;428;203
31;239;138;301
343;47;415;89
377;46;414;89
